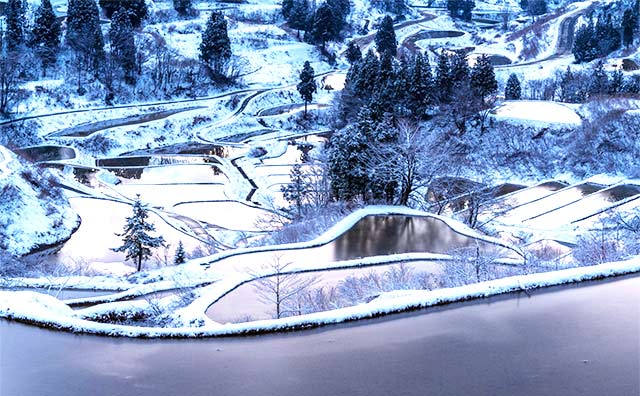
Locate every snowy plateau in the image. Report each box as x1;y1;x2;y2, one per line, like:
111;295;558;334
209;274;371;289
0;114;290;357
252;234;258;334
0;0;639;353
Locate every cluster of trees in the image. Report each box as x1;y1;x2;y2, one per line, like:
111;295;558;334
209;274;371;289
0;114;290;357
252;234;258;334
557;61;640;103
282;0;350;50
519;0;547;18
326;44;498;205
573;5;639;63
446;0;475;21
0;0;237;114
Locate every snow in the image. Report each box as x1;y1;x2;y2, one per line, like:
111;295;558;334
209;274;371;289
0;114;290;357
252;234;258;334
0;147;80;256
491;100;582;126
1;258;638;337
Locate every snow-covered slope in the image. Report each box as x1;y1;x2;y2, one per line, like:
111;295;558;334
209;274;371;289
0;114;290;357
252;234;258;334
0;146;79;257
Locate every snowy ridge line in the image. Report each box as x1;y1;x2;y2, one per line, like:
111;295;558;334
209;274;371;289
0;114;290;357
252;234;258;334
195;206;525;268
0;276;133;291
172;199;275;213
1;260;638;338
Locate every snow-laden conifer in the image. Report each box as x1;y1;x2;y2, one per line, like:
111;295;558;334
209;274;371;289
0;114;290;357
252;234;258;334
113;195;165;272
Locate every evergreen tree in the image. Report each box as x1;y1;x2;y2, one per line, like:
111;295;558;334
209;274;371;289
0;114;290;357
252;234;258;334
407;52;434;117
99;0;148;28
588;60;609;96
435;51;452;103
281;163;308;219
572;23;597;63
174;241;186;264
527;0;547;16
470;54;497;104
354;50;381;97
29;0;61;75
66;0;105;72
327;112;371;201
593;15;620;57
375;15;397;57
558;67;586;103
310;3;338;48
622;9;636;47
447;0;475;21
282;0;294;19
345;41;362;64
173;0;193;16
5;0;26;52
288;0;309;37
199;11;232;77
327;0;350;25
609;67;623;95
504;73;521;100
297;60;317;117
449;51;470;88
110;7;137;84
112;195;165;272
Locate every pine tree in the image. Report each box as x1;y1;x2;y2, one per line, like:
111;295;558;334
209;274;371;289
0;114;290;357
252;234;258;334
504;73;521;100
407;52;434;117
288;0;309;37
447;0;475;21
527;0;547;16
572;23;597;63
112;195;165;272
310;3;337;48
282;0;294;19
435;51;452;103
470;54;497;104
199;11;232;77
110;7;137;84
66;0;105;72
5;0;26;52
609;67;623;95
327;117;370;201
174;241;186;264
622;9;636;47
281;163;307;219
588;60;609;97
29;0;61;75
375;15;397;57
449;51;470;88
297;60;317;117
327;0;350;34
345;41;362;64
99;0;148;28
173;0;192;16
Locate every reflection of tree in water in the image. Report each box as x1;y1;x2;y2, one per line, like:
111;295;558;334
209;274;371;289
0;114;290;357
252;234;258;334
332;216;492;261
112;167;143;179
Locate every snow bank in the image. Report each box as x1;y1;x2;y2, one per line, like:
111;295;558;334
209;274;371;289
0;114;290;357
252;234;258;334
0;258;638;337
0;146;80;256
492;100;582;127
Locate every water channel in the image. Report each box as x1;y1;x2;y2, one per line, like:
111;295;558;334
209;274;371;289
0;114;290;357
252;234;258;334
1;275;638;396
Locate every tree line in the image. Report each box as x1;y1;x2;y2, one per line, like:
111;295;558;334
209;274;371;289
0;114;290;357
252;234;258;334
0;0;232;115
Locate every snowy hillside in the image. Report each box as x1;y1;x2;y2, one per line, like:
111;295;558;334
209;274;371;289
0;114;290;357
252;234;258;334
0;146;79;257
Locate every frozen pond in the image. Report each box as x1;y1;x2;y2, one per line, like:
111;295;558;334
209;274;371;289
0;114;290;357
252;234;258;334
2;275;638;396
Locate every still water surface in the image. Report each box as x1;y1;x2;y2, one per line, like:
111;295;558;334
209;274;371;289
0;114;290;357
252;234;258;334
1;276;638;396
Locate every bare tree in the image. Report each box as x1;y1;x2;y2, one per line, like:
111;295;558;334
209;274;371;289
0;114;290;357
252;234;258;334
251;256;319;319
0;51;24;116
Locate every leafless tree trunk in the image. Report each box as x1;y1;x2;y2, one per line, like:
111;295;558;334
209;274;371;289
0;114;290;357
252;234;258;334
251;256;319;319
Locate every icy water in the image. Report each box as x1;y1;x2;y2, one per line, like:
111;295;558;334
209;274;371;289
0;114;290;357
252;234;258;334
206;215;505;275
1;275;638;396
